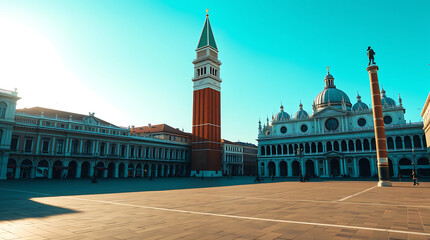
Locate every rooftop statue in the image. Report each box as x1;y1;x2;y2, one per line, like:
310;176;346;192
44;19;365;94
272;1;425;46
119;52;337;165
367;46;376;65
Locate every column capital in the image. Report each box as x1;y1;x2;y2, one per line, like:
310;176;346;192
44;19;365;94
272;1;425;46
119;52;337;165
367;65;379;73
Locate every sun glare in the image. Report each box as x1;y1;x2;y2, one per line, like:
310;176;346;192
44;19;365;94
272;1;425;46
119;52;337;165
0;18;128;126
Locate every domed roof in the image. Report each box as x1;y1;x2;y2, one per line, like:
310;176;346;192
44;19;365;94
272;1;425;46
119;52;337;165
295;102;309;119
274;105;290;122
352;92;369;111
313;72;351;111
381;88;396;108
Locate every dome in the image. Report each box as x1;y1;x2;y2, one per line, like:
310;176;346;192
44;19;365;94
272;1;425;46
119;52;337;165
352;92;369;111
295;102;309;119
313;71;352;111
274;105;290;122
381;88;396;108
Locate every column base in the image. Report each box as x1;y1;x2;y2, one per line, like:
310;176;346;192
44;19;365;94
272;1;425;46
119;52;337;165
190;170;222;177
378;180;392;187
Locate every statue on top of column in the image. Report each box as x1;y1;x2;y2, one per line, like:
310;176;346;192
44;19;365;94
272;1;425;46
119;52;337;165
367;46;376;65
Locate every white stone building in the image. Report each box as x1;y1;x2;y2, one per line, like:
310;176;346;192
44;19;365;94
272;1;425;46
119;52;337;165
257;71;429;179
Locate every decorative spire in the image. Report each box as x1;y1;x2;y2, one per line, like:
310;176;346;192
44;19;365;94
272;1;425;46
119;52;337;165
299;100;303;110
398;93;403;107
324;67;335;88
197;11;218;50
381;88;386;97
266;116;269;126
327;65;330;74
280;103;284;111
258;118;262;131
356;91;362;102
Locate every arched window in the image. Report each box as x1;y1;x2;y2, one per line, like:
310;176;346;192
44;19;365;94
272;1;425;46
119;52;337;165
204;67;206;74
0;102;6;118
289;144;293;154
356;140;362;151
348;140;355;151
395;136;403;149
333;141;339;151
363;139;370;151
0;129;2;144
404;136;412;149
317;142;323;152
311;142;316;153
277;145;282;155
305;143;310;153
387;137;394;150
272;145;276;155
283;145;287;155
266;146;271;155
197;69;200;76
371;138;376;151
341;140;347;152
326;141;332;151
423;135;427;148
413;135;422;148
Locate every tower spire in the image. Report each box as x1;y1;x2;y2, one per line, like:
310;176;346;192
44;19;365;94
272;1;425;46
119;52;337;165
197;11;217;50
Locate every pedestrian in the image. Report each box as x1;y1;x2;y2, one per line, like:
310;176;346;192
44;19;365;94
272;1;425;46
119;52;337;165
412;170;419;186
398;173;402;182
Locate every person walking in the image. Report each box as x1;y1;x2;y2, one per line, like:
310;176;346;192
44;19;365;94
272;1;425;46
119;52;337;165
398;172;402;182
412;170;419;186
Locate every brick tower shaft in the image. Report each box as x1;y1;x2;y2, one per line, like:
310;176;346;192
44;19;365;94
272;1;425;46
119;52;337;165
367;65;392;187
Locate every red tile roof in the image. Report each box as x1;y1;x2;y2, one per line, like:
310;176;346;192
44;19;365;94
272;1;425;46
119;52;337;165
132;124;191;137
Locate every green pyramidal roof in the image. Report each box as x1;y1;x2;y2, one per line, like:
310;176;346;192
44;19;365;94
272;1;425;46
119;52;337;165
197;16;217;50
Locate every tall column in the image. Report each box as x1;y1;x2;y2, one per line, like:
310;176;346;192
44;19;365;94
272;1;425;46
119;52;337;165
367;64;392;187
300;159;305;176
275;161;280;177
340;158;344;175
325;159;329;176
76;162;82;178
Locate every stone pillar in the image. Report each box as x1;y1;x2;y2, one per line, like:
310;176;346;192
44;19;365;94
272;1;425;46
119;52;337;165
325;159;329;176
287;161;292;176
89;161;95;177
367;64;391;187
15;166;21;179
124;162;128;178
340;158;344;175
76;162;82;179
300;159;305;176
353;157;359;177
48;165;52;179
315;160;320;176
275;161;280;177
114;162;119;178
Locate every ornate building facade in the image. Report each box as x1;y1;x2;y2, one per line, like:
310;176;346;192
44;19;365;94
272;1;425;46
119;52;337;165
257;70;429;179
2;102;190;180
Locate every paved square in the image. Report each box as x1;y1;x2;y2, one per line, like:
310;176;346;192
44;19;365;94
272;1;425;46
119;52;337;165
1;178;430;239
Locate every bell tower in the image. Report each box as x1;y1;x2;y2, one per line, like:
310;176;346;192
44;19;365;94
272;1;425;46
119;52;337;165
191;12;222;177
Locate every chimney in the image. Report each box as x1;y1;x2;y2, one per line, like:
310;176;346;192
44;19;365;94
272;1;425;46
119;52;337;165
148;123;151;128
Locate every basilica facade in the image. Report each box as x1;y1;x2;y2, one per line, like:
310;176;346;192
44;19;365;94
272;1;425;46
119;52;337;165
257;71;429;179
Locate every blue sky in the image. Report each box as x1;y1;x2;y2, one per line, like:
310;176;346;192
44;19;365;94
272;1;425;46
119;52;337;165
0;0;429;144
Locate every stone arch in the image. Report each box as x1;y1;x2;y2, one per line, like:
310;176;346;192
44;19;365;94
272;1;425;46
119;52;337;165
388;159;394;177
305;160;315;177
268;162;276;177
52;160;63;179
305;143;310;154
283;145;288;155
292;161;301;176
330;159;340;177
358;158;371;177
35;160;49;179
95;161;106;178
271;145;276;155
136;164;143;177
279;161;288;177
118;162;126;178
81;161;91;178
20;159;33;179
128;163;135;177
289;144;294;154
277;145;282;155
68;161;78;179
108;162;115;178
266;146;271;155
399;158;412;176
